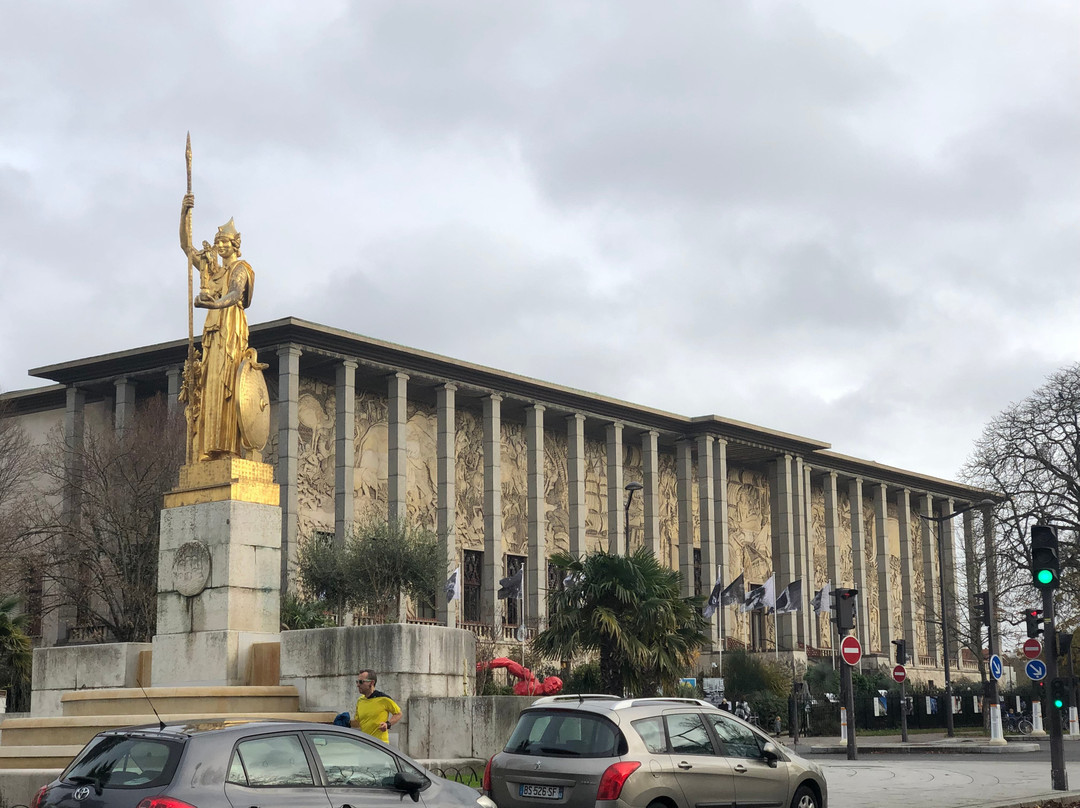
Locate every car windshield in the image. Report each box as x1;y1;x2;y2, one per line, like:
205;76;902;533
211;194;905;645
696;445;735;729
505;710;624;757
62;734;183;790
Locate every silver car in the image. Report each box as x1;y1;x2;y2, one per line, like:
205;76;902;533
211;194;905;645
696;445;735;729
484;695;826;808
32;718;496;808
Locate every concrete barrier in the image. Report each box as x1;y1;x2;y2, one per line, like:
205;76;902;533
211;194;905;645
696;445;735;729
0;769;59;807
31;644;152;716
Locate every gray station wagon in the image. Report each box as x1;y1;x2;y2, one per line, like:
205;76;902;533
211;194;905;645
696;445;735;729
32;718;496;808
483;695;826;808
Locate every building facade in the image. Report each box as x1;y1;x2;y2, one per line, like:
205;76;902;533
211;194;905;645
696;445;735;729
3;317;997;678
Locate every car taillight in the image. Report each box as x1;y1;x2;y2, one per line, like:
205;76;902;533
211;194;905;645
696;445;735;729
31;785;47;808
136;798;198;808
596;761;641;801
482;754;494;792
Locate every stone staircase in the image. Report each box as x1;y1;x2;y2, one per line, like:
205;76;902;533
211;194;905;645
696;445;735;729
0;686;336;769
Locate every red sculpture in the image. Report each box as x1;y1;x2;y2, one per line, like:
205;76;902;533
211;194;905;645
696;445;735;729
477;657;564;696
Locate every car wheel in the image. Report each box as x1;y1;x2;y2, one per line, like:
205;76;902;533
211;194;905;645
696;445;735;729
791;784;818;808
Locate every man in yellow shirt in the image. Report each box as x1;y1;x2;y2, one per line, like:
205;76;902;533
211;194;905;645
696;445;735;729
352;669;402;744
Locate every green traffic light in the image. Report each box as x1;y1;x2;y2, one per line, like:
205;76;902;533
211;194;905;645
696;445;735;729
1037;569;1056;585
1055;698;1065;709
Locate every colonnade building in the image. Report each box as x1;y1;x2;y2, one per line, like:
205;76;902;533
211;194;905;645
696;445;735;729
4;317;997;678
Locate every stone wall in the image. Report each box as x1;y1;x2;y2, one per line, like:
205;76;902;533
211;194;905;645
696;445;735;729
31;643;151;716
408;695;532;760
279;623;475;757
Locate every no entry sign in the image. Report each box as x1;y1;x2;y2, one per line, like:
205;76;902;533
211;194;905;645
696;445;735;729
840;635;862;666
892;664;907;683
1023;638;1043;659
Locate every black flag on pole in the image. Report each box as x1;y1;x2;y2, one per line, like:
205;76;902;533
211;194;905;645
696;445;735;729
498;568;524;600
720;573;745;607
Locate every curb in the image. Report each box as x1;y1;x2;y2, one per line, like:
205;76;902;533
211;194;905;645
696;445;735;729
804;742;1041;755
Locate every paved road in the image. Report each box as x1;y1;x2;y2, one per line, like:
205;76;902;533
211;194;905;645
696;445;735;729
813;742;1080;807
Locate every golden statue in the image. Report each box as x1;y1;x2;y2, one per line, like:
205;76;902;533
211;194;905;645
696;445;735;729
178;135;269;465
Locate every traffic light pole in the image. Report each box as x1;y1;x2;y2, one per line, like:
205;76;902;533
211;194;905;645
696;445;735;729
899;678;908;743
840;626;857;761
985;609;1004;744
1043;588;1067;791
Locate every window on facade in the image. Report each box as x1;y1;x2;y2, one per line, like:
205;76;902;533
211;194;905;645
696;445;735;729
463;550;482;623
313;530;334;547
693;548;702;597
505;554;525;626
415;589;436;621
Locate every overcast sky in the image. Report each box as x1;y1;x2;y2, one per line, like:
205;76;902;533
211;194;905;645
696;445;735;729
2;1;1077;481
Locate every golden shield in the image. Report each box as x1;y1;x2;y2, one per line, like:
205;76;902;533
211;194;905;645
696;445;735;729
236;348;271;452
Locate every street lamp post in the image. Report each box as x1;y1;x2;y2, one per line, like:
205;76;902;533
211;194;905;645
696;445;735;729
920;498;996;739
624;481;643;552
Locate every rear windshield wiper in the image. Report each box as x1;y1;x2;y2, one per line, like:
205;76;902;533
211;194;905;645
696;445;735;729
68;775;104;796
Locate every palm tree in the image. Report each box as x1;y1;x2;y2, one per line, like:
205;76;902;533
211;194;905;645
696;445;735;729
534;547;710;696
0;595;32;708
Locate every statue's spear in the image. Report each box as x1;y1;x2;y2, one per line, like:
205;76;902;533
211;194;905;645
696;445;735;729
186;132;193;354
183;132;195;463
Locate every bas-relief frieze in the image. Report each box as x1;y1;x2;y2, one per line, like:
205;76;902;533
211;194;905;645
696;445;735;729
297;378;335;540
405;401;438;532
584;439;607;551
455;408;484;550
862;501;880;650
502;420;528;557
809;484;830;646
354;391;390;520
658;453;678;568
544;428;570;556
726;467;772;647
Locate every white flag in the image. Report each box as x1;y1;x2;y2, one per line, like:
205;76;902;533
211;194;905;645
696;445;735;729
446;567;461;602
740;574;776;613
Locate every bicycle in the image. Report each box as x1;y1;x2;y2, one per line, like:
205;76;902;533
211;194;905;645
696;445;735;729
1003;712;1033;735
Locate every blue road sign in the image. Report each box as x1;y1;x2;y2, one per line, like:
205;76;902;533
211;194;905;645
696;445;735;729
1026;659;1048;681
989;654;1003;681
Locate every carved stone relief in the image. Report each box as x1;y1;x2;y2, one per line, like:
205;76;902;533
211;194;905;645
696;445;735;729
862;501;879;650
405;401;438;532
455;408;484;551
809;482;830;646
353;391;389;521
297;378;335;540
544;427;570;556
501;420;528;557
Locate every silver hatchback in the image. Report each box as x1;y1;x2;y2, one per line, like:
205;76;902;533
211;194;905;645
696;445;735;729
484;695;826;808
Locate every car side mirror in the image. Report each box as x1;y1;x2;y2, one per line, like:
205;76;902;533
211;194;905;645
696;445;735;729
760;742;780;768
394;770;425;802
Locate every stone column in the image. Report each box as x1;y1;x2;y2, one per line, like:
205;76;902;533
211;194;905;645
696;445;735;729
714;438;730;643
334;360;356;547
483;395;503;631
388;372;409;525
676;440;694;597
44;386;86;646
770;456;796;650
276;345;301;594
114;377;135;436
791;458;809;646
526;404;546;629
697;436;716;646
848;478;870;650
436;384;457;628
643;431;661;558
823;472;842;649
939;498;960;664
896;489;917;664
873;483;893;655
919;494;939;661
803;464;816;646
566;414;586;558
166;367;181;416
606;422;625;555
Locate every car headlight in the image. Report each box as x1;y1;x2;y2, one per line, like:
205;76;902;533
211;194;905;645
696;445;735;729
476;795;497;808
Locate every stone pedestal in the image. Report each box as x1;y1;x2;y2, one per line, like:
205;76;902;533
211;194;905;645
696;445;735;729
152;458;281;687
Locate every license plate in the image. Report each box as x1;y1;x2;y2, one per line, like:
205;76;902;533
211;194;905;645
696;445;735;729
520;783;563;799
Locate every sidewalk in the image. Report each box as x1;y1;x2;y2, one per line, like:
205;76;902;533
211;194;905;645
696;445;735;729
783;731;1043;755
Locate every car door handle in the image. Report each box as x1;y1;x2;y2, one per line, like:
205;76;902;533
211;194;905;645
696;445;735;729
678;761;693;769
733;764;748;773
